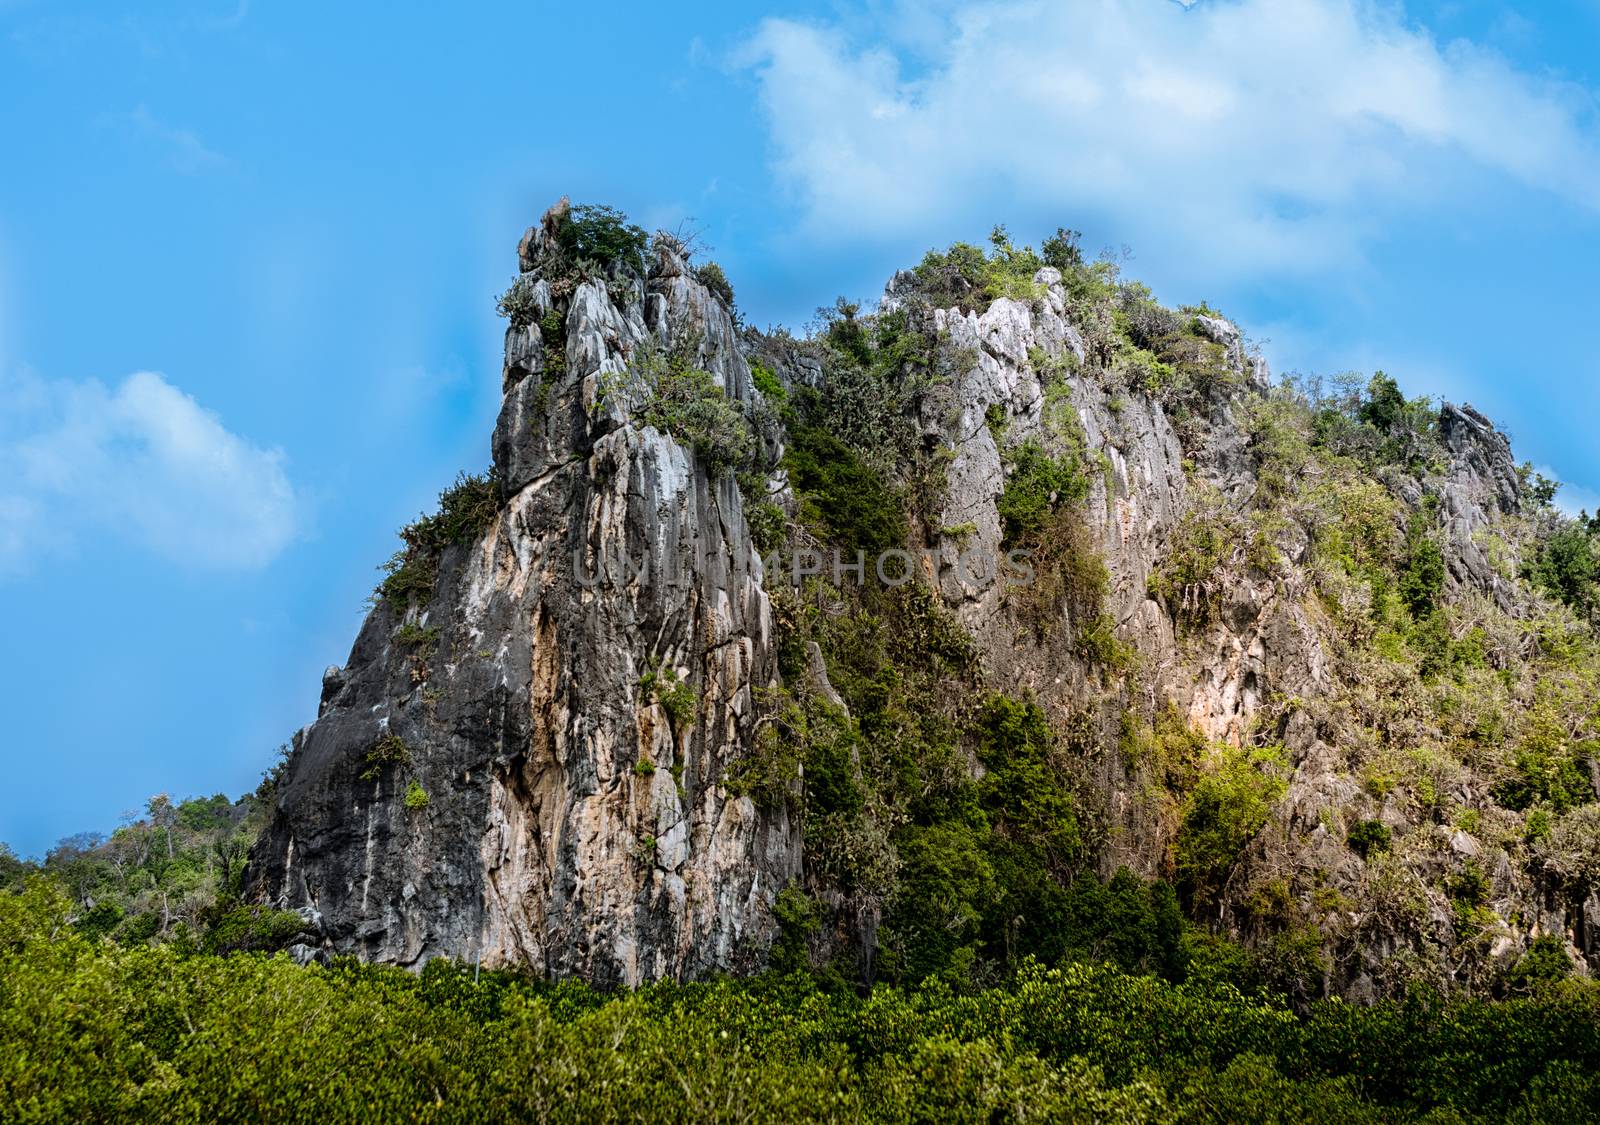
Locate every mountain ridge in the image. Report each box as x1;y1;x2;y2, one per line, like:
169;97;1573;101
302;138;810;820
243;198;1600;1000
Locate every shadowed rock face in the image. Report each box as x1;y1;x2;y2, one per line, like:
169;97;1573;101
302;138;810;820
249;204;799;983
254;203;1586;993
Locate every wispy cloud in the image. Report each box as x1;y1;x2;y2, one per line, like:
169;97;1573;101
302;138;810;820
0;369;300;576
735;0;1600;278
112;104;229;174
203;1;250;32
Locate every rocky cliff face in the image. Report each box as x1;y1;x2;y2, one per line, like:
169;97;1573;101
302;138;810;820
250;204;798;984
252;203;1600;995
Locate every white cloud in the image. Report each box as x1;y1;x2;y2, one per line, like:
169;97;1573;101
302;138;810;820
736;0;1600;277
113;104;229;175
1533;465;1600;520
0;369;300;575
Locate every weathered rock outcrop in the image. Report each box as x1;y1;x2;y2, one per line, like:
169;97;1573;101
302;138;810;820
250;204;798;983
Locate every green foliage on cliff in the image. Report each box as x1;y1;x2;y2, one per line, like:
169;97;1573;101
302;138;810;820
376;471;500;610
618;345;757;474
692;259;734;306
996;437;1091;547
1176;746;1288;910
550;203;649;275
783;426;907;557
1526;523;1600;617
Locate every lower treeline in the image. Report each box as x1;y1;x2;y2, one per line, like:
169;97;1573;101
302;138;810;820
3;875;1598;1123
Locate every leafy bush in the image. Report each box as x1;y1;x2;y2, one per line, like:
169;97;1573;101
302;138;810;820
376;472;500;610
1176;746;1287;909
996;438;1091;547
393;622;439;648
360;734;412;782
1526;524;1599;617
539;307;567;377
1308;371;1443;472
692;260;734;306
198;900;308;955
403;780;429;811
495;275;541;328
1503;935;1574;995
613;344;756;474
800;302;938;473
905;226;1046;313
1399;513;1446;619
550;203;649;274
414;473;500;548
639;665;698;731
784;426;907;557
749;360;786;404
1347;820;1392;859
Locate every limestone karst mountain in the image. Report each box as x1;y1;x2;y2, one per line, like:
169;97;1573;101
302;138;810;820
249;200;1600;998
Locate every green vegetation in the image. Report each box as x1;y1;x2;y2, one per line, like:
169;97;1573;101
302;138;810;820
783;426;907;557
693;260;734;306
1526;523;1600;618
907;225;1050;312
610;341;758;474
376;471;499;611
549;202;650;276
1;792;265;947
495;274;541;328
749;360;786;404
1347;820;1392;860
1175;746;1288;910
538;307;567;377
996;437;1091;546
639;665;699;732
6;877;1600;1121
393;621;439;648
360;734;413;782
403;780;430;811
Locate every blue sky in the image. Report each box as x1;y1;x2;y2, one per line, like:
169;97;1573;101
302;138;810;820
3;0;1599;856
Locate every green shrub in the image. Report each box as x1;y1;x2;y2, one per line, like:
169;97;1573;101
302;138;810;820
393;622;439;648
747;501;786;556
769;885;820;974
614;345;756;474
1040;226;1084;271
403;780;429;811
984;401;1009;445
640;666;698;731
692;260;734;306
1347;820;1391;860
1176;746;1287;909
360;734;412;782
1526;524;1599;616
1399;513;1446;619
749;360;786;404
538;307;567;377
375;472;499;610
198;900;308;955
784;426;906;558
1503;934;1574;994
550;203;649;274
495;275;540;328
996;438;1090;548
